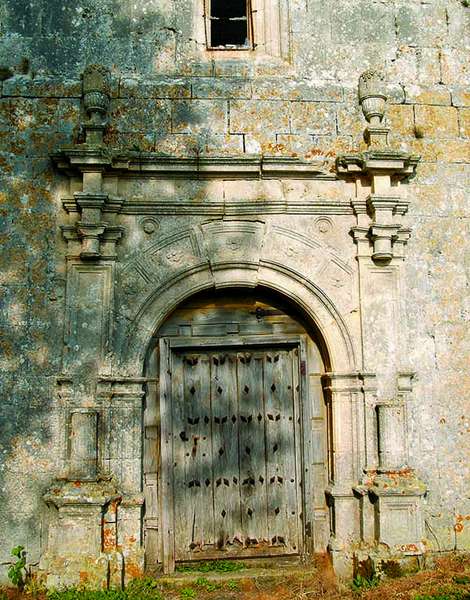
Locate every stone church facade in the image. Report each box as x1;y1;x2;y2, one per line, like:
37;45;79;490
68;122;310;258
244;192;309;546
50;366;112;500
0;0;468;587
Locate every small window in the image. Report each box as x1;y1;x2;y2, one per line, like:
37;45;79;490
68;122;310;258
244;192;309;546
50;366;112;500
206;0;253;50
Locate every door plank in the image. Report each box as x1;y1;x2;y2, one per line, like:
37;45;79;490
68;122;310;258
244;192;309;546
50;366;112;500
264;349;299;554
210;352;242;552
237;351;269;548
173;352;215;560
159;339;175;573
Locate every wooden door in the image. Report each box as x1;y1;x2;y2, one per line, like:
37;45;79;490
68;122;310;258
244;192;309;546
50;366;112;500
160;340;303;569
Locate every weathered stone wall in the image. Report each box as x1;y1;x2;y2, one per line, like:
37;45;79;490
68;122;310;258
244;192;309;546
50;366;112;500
0;0;469;581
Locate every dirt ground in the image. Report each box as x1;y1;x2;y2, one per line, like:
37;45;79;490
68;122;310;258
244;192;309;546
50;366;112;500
1;553;469;599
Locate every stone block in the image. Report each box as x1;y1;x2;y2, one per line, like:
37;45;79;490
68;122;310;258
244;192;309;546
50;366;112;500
405;86;451;106
171;99;228;134
109;98;171;133
177;60;214;77
119;78;191;99
458;108;470;138
104;131;156;152
451;87;470;108
416;48;442;86
2;76;82;98
414;105;460;139
330;1;395;44
336;104;365;138
440;48;470;86
276;133;354;159
388;46;419;85
384;83;406;105
252;79;343;102
395;3;448;47
386;105;415;137
229;100;290;134
197;133;244;155
214;61;252;78
290;102;336;135
191;78;252;99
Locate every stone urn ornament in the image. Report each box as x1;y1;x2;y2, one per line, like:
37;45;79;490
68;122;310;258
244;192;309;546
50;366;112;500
358;70;389;147
82;64;111;144
358;69;387;124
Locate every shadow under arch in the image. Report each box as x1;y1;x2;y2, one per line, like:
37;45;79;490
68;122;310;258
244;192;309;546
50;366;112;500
120;262;357;376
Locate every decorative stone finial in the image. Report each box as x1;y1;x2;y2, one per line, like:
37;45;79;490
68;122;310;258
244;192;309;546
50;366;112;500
82;64;111;144
358;70;389;148
358;70;387;124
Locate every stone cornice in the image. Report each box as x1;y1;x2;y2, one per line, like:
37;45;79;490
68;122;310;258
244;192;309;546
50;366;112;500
336;150;420;179
63;196;354;216
53;148;336;180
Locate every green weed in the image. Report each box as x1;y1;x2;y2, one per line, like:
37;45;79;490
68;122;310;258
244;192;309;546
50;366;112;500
227;579;239;591
351;573;380;592
7;545;27;589
126;577;163;599
46;580;163;600
414;591;470;600
195;576;219;592
180;588;197;600
176;560;245;574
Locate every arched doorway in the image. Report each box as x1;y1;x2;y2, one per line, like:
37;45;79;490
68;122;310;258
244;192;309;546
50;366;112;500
143;287;331;573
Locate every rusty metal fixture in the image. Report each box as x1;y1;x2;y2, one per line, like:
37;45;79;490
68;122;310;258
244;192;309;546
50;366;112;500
358;69;387;125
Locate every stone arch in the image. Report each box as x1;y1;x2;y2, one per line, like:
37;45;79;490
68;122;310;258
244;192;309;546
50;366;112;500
119;261;357;375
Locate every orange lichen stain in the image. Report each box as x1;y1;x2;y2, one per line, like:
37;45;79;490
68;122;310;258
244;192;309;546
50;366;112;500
454;523;464;533
79;571;89;583
73;481;81;488
125;562;143;579
126;535;137;545
305;147;336;159
103;525;117;552
399;543;419;553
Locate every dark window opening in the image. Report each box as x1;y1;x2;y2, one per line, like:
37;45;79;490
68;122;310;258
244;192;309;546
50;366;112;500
208;0;252;49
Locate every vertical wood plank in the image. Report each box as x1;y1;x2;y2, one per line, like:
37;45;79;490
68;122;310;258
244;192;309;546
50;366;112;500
264;349;299;554
238;351;268;546
186;352;214;556
171;352;190;561
172;352;215;560
211;352;241;551
159;339;175;573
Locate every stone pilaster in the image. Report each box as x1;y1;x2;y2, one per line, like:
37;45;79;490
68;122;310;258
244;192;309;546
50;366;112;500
322;372;362;577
